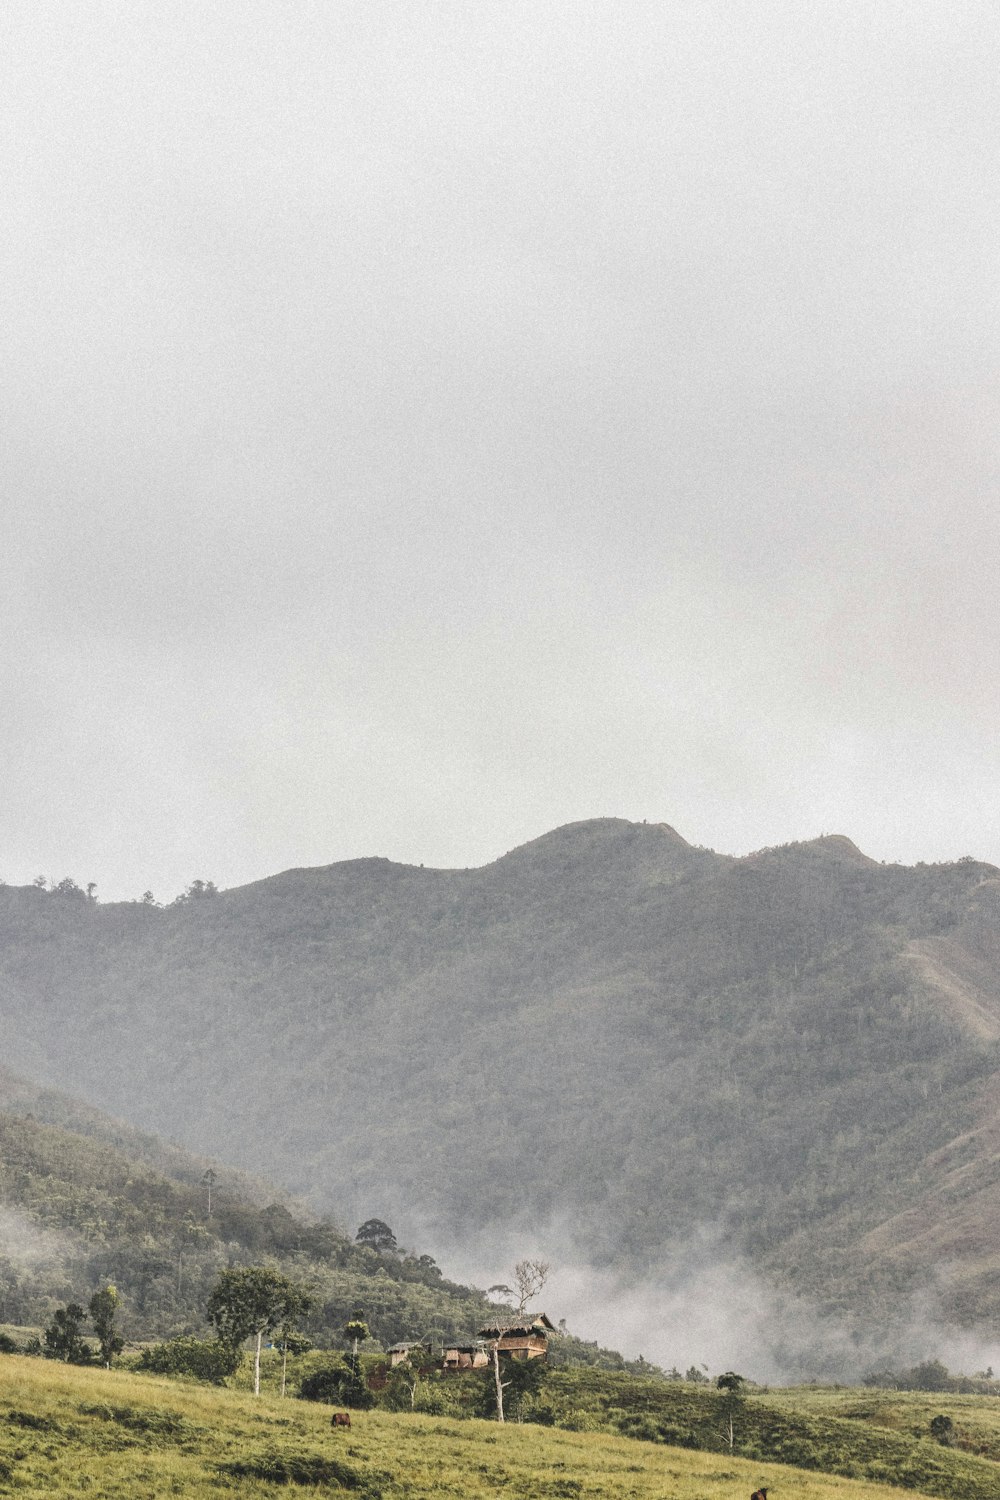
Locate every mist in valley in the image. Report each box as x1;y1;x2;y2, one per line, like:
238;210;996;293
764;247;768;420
3;13;1000;1463
433;1215;1000;1386
0;1207;74;1274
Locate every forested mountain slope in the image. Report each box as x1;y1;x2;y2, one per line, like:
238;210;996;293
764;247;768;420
2;818;999;1339
0;1080;501;1347
0;1065;280;1208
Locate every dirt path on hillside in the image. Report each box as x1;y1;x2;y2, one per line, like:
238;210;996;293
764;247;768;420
903;935;1000;1042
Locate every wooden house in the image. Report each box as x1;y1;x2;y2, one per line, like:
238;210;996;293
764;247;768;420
441;1343;489;1372
386;1341;431;1368
476;1313;556;1361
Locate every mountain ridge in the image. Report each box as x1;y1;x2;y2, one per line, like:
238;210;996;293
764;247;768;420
2;817;999;1369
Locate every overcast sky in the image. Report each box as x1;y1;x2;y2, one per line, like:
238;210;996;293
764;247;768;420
3;1;999;902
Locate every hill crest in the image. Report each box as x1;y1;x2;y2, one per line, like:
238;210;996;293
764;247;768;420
2;816;1000;1372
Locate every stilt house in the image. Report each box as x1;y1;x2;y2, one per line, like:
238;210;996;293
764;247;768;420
476;1312;556;1361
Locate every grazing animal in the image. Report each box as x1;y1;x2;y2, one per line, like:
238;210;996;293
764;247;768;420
331;1412;352;1428
751;1489;768;1500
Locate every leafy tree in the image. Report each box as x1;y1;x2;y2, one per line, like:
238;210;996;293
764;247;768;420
343;1316;370;1356
355;1219;397;1253
277;1313;313;1397
716;1370;746;1451
299;1359;372;1408
481;1353;546;1422
278;1329;313;1382
207;1266;310;1397
43;1303;90;1363
338;1315;373;1406
299;1362;347;1403
911;1358;951;1392
88;1285;124;1368
383;1357;424;1411
173;879;219;904
299;1348;373;1410
137;1335;241;1382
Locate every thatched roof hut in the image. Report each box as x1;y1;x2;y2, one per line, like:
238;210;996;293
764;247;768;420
476;1313;556;1360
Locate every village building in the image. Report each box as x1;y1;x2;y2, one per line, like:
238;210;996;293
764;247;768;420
386;1341;431;1367
441;1343;489;1371
391;1313;558;1377
476;1313;556;1360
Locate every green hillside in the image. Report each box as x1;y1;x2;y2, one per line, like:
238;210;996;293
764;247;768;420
0;1064;279;1206
0;1354;989;1500
2;819;1000;1361
497;1369;1000;1500
0;1097;501;1351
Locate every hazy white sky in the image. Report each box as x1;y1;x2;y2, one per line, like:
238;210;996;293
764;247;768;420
3;1;999;901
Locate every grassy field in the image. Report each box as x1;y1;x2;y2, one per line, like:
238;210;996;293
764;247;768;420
766;1385;1000;1464
0;1354;980;1500
376;1365;1000;1500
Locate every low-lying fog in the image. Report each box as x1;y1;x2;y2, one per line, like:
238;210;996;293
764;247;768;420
0;1206;74;1273
434;1220;1000;1386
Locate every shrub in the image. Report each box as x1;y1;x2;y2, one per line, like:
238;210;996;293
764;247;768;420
299;1362;348;1404
478;1354;548;1420
412;1383;447;1415
43;1303;91;1364
220;1450;378;1491
6;1409;56;1431
137;1336;241;1383
930;1413;955;1446
79;1402;193;1436
615;1413;700;1447
299;1360;373;1409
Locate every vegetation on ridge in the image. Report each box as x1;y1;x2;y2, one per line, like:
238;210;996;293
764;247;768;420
0;1104;502;1351
2;818;1000;1367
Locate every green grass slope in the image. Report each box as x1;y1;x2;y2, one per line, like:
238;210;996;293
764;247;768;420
2;819;1000;1340
767;1385;1000;1465
518;1370;1000;1500
0;1354;977;1500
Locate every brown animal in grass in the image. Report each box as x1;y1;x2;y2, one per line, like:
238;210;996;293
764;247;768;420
331;1411;352;1428
751;1489;768;1500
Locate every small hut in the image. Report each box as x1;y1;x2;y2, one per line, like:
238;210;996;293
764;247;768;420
476;1313;556;1361
441;1343;489;1372
387;1341;431;1368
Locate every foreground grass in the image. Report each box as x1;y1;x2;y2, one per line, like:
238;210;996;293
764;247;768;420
511;1368;1000;1500
0;1354;966;1500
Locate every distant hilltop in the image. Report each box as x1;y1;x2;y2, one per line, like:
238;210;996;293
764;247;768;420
1;817;999;1375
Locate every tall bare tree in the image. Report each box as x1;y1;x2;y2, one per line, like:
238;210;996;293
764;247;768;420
512;1258;550;1314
